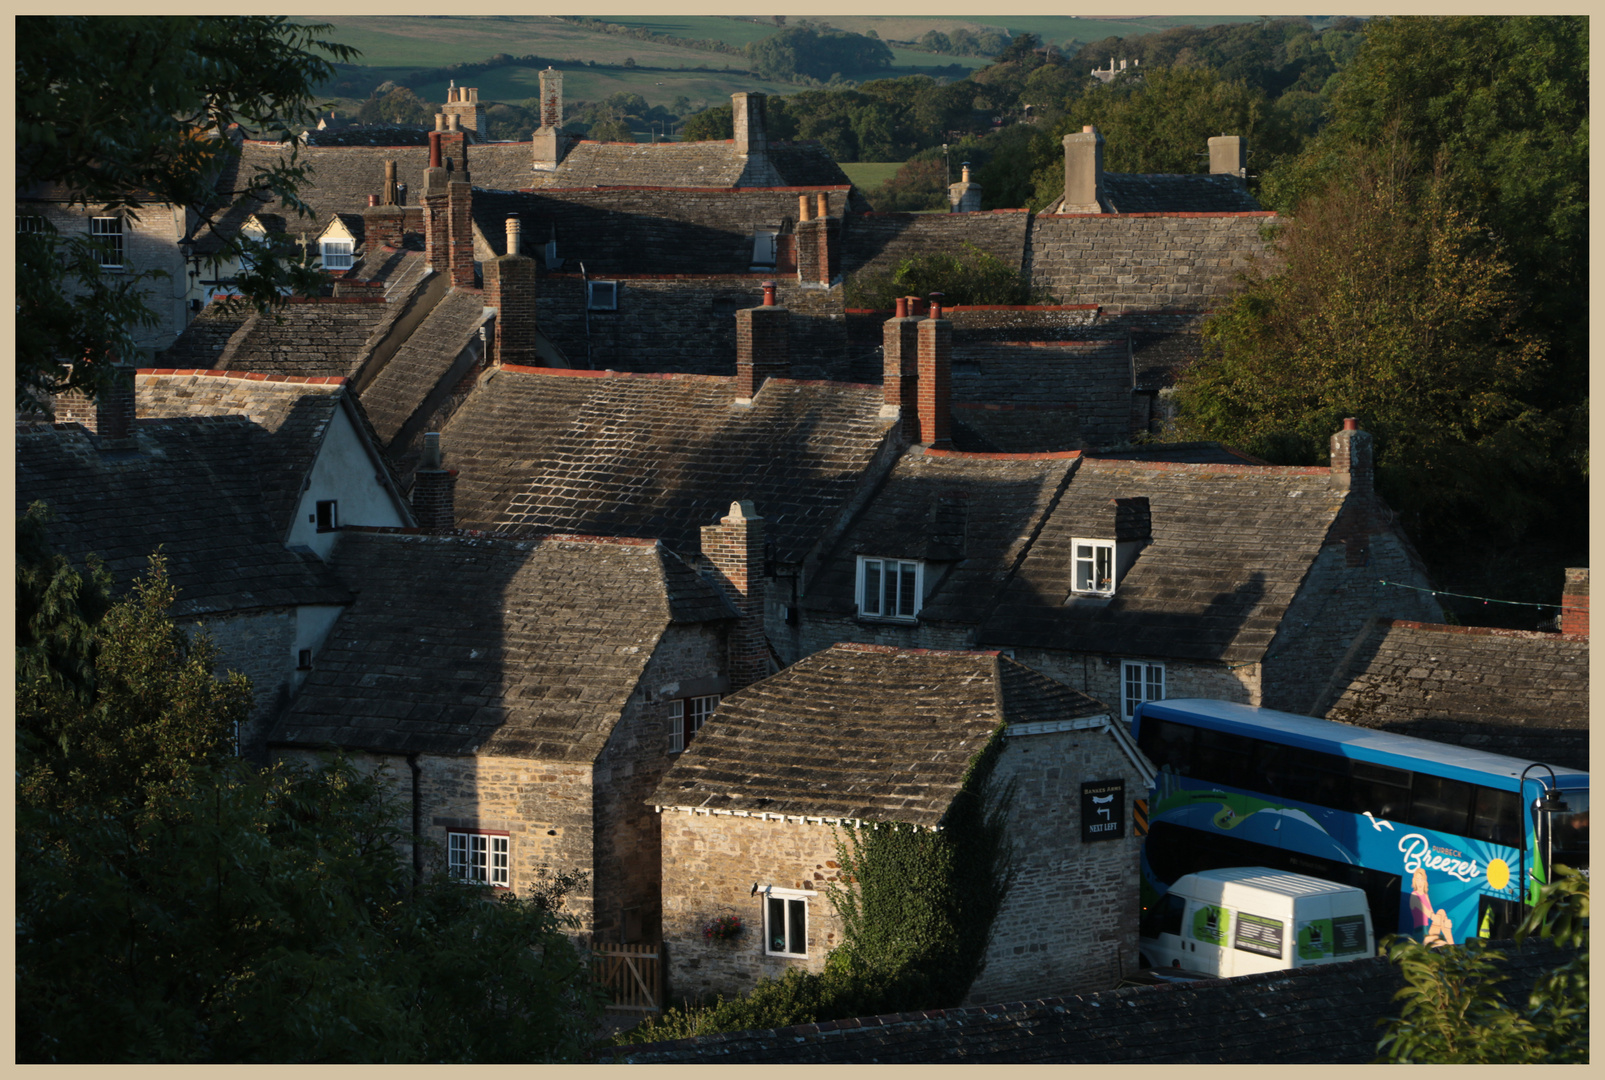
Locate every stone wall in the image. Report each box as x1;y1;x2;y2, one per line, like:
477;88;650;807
1026;213;1276;311
1005;648;1262;717
660;811;847;1003
964;724;1146;1004
194;607;298;763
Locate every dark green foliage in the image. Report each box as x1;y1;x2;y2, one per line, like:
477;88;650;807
15;502;113;709
355;85;432;126
679;104;733;141
1375;868;1587;1063
747;25;894;83
15;17;359;410
846;243;1053;310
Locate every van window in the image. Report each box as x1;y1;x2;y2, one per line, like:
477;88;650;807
1141;892;1186;938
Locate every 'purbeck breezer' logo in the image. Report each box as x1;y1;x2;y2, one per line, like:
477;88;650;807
1398;833;1480;883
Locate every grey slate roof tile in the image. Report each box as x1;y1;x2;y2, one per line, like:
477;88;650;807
273;531;732;760
650;644;1104;826
359;288;491;447
1102;172;1262;214
208;299;397;379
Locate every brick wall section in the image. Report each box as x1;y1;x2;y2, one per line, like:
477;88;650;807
447;181;475;289
700;503;768;690
483;250;539;369
964;725;1144;1004
952;340;1133;449
917;315;953;447
363;205;406;250
735;304;790;398
437;130;469;181
1561;567;1588;635
795;217;827;285
1025;214;1276;310
660;812;846;1001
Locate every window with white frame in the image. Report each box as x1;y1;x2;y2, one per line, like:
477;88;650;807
448;830;510;887
320;238;354;270
1071;538;1116;596
587;280;618;311
90;216;124;268
1121;660;1165;721
762;886;812;957
669;694;720;753
856;556;923;620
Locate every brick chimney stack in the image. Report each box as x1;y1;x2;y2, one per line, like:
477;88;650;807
881;295;920;435
701;500;769;691
794;191;837;286
484;215;538;368
734;281;789;403
1560;567;1589;635
917;294;952;447
1329;417;1373;496
446;180;475;289
423;133;450;274
1062;125;1106;213
1209;135;1247;179
410;432;457;531
89;360;137;449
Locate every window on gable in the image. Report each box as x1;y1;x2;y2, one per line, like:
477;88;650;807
315;500;339;532
669;694;720;754
320;238;354;270
587;280;618;311
856;556;923;620
90;216;124;268
448;830;510;888
1071;538;1115;596
1121;660;1164;721
751;230;777;267
762;886;812;957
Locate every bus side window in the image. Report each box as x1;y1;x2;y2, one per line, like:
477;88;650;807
1141;719;1195;776
1410;773;1474;836
1254;739;1291;800
1470;786;1522;847
1289;746;1348;808
1351;761;1411;821
1193;727;1254;789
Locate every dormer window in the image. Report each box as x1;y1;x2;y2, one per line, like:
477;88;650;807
587;280;618;311
320;238;353;270
1072;539;1115;596
857;556;923;620
751;230;777;268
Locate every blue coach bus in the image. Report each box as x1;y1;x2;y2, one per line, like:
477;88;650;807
1131;699;1589;944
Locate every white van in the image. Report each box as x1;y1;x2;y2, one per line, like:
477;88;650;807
1138;867;1375;978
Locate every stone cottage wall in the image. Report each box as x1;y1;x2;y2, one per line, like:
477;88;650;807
1006;648;1262;717
193;607;297;763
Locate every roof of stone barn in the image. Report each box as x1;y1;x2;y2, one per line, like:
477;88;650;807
652;644;1106;827
437;366;897;564
519;138;857;191
472;186;849;275
1311;619;1590;772
16;415;348;619
802;448;1077;624
617;937;1579;1064
198;297;398;379
270;532;734;761
981;457;1346;663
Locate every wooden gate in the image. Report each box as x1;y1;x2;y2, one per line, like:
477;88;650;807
591;940;661;1013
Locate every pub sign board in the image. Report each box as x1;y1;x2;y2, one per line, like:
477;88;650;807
1080;779;1125;843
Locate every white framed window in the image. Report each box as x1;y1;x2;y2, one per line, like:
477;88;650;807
1071;538;1116;596
320;238;354;270
448;830;510;887
90;216;124;268
761;885;813;957
669;694;720;753
856;556;923;620
1121;660;1165;720
751;230;777;267
587;280;618;311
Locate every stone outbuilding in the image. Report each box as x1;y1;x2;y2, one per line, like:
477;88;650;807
651;643;1154;1007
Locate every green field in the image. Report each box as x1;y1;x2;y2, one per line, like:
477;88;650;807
839;162;905;191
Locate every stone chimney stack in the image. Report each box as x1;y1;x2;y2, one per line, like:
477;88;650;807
1329;417;1374;496
440;83;486;142
734;281;789;402
410;432;457;531
732;92;768;156
794;191;837;286
700;501;769;691
917;294;952;448
1209;135;1247;179
948;161;983;212
1062;125;1106;213
483;215;538;368
532;67;573;169
1560;567;1589;635
881;295;921;437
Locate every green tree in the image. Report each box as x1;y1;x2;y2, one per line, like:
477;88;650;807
747;26;894;83
355;85;432;127
16;17;358;411
1375;867;1587;1063
846;242;1054;310
680;104;733;141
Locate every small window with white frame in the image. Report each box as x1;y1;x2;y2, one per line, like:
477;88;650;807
762;885;812;957
90;216;124;268
320;238;354;270
448;830;510;887
669;694;720;753
1121;660;1164;720
856;556;923;620
1071;538;1116;596
587;280;618;311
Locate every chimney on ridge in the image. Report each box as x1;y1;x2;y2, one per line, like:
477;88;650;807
881;295;920;438
948;161;982;213
1062;125;1106;213
917;293;952;448
794;191;837;286
700;500;770;691
734;280;789;403
733;92;768;156
1209;135;1247;179
532;67;573;169
483;215;538;368
410;432;457;531
1329;417;1374;496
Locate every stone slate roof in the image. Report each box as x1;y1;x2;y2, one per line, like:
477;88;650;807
802;448;1076;624
1312;619;1590;772
438;367;897;564
616;938;1579;1064
651;644;1105;827
520;139;853;191
840;211;1032;280
472;187;845;275
1040;173;1262;215
133;370;350;534
211;298;396;379
981;458;1344;663
154;301;253;370
1089;443;1271;466
358;289;491;448
272;532;734;761
16;419;348;618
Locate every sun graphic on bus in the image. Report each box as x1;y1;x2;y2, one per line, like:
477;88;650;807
1486;859;1511;891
